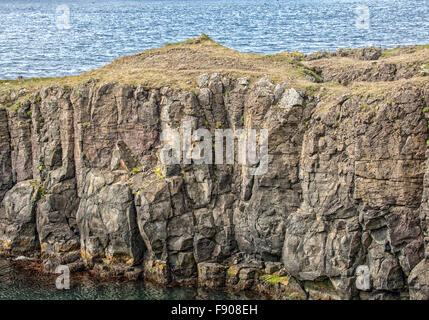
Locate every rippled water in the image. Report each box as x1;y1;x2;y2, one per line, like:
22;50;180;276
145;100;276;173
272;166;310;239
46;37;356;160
0;0;427;79
0;259;253;300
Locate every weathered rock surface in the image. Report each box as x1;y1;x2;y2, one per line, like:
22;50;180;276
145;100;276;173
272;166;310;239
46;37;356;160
0;42;429;300
0;181;39;253
77;171;144;265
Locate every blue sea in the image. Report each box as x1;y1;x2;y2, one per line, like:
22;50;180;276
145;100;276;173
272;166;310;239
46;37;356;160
0;0;428;79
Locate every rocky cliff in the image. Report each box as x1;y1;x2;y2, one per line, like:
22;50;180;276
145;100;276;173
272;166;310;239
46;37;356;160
1;35;429;300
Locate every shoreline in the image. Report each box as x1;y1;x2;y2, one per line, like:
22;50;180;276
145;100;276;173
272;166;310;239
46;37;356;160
0;35;427;92
1;42;428;82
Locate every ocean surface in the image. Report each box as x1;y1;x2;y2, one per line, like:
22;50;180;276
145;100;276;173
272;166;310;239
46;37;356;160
0;259;254;300
0;0;428;79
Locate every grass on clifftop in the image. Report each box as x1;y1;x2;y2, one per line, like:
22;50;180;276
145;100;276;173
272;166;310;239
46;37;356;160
0;34;320;92
1;35;428;95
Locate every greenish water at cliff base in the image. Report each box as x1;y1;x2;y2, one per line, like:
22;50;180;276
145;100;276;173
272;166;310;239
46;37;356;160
0;259;254;300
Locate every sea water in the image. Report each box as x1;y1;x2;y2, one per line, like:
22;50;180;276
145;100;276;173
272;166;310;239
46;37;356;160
0;0;427;79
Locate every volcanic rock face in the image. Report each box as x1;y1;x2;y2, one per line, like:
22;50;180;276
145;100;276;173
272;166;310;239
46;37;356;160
1;49;429;300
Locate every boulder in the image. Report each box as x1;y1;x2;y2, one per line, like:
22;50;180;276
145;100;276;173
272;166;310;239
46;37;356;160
0;181;39;253
197;262;226;289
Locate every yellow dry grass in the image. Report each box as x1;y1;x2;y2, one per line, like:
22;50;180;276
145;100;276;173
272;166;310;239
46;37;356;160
0;35;427;96
0;34;312;92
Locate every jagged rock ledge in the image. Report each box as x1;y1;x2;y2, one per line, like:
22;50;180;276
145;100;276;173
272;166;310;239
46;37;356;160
1;35;429;300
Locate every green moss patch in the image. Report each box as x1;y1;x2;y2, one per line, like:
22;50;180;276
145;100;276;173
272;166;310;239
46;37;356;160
260;274;290;285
